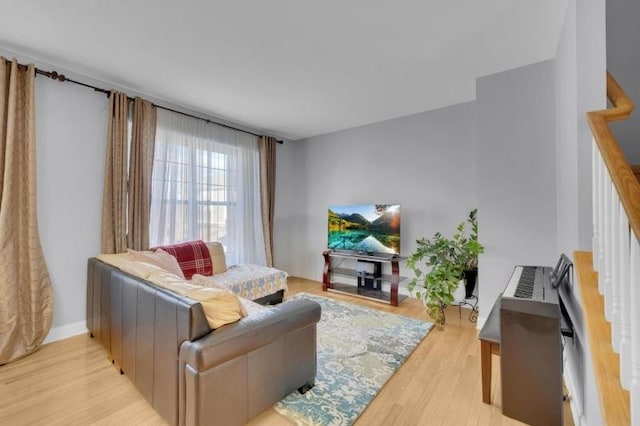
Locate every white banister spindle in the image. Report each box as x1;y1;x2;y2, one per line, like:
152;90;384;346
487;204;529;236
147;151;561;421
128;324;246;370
597;147;606;285
610;191;621;352
593;142;600;272
619;205;631;389
630;235;640;425
603;177;613;320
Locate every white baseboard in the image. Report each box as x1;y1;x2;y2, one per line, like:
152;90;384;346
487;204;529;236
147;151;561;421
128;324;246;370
564;359;586;426
43;320;87;344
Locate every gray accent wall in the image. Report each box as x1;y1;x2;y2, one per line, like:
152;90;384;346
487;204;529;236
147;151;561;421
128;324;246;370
276;59;561;318
276;59;562;328
475;60;558;323
274;102;478;283
607;0;640;163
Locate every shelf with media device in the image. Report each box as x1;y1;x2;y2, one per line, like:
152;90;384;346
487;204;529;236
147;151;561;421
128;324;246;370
322;250;407;306
324;203;405;305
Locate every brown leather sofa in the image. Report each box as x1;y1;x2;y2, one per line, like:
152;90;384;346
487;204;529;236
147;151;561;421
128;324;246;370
86;258;320;425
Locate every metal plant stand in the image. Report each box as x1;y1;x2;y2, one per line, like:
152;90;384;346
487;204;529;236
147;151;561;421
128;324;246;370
458;295;479;323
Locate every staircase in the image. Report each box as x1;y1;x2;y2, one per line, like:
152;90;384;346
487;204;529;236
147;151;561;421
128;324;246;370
581;72;639;425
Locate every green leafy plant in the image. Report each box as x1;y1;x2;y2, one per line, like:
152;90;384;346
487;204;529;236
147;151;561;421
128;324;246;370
456;208;483;270
406;209;484;325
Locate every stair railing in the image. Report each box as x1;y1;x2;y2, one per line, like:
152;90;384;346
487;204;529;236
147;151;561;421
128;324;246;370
587;71;639;424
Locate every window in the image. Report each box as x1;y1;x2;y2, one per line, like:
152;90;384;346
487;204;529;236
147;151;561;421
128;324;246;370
149;110;266;266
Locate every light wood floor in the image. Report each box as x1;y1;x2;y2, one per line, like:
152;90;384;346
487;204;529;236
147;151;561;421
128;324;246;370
0;277;573;425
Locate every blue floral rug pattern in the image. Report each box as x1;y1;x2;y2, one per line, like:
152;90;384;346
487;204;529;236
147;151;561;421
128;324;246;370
274;293;433;425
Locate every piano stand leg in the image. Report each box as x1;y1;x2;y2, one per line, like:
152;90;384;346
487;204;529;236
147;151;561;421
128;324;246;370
481;340;492;404
480;339;500;405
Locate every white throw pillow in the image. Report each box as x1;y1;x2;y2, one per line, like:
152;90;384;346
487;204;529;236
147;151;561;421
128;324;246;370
206;242;228;274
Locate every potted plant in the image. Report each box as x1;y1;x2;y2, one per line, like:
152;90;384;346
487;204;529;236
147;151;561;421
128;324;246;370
456;209;483;298
406;209;484;325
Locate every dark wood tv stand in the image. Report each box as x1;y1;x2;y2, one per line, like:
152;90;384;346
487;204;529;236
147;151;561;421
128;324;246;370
322;250;407;306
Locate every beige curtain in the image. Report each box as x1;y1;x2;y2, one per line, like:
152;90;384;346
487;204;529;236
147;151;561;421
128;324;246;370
258;136;277;267
101;92;129;254
127;97;157;250
0;57;54;364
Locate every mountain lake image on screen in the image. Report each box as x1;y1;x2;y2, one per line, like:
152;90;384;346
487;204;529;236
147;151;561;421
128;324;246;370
327;204;401;255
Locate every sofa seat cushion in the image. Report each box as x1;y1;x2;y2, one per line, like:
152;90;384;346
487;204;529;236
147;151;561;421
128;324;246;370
191;264;288;301
239;297;267;316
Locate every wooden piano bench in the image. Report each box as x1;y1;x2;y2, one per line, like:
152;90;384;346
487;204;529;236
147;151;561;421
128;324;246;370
478;297;501;404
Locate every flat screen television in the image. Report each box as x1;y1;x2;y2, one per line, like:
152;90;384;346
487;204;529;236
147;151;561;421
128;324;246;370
327;204;401;255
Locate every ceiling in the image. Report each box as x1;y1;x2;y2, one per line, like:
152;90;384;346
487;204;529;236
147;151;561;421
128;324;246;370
0;0;568;140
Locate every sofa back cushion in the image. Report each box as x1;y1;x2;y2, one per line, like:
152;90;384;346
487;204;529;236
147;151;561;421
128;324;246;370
152;240;213;279
128;249;186;279
145;270;246;328
206;241;228;274
94;254;244;329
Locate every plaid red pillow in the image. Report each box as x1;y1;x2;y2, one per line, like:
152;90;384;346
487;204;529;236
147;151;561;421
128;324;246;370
151;240;213;279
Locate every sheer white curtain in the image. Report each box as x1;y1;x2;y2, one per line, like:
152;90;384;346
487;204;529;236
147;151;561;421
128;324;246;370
150;109;266;266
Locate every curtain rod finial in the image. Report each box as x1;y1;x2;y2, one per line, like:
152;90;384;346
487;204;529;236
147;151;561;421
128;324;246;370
49;71;66;82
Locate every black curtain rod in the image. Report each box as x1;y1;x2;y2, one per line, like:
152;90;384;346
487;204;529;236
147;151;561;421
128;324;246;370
34;68;283;144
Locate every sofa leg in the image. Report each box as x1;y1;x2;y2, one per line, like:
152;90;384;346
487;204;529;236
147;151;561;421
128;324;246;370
297;381;314;394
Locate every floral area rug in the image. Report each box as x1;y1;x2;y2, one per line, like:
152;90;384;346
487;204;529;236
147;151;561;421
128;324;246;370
274;293;433;425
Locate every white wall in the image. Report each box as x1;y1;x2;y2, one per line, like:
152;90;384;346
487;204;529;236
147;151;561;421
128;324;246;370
555;0;580;258
476;60;558;323
36;76;108;341
273;138;306;270
274;102;478;284
576;0;606;250
555;6;590;422
553;0;606;424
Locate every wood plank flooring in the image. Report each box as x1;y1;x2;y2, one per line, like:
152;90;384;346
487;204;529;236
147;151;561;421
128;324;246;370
0;277;573;425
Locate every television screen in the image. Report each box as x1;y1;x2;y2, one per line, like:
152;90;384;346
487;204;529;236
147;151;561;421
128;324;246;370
328;204;401;255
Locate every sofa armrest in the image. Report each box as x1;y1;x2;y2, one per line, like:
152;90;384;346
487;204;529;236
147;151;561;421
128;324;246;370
179;299;320;371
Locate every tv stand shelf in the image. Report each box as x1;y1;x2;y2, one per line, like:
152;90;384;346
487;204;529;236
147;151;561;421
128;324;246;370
322;250;407;306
